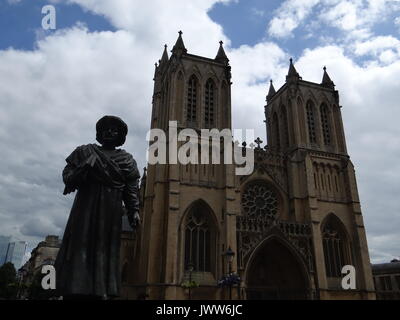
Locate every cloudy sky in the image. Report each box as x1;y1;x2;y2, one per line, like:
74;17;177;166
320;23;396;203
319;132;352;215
0;0;399;265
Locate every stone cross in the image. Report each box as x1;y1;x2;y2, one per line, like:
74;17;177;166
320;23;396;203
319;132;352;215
254;137;263;149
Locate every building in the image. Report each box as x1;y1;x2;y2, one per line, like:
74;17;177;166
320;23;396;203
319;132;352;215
16;235;60;299
19;236;61;286
5;241;27;270
372;259;400;300
0;235;11;265
123;32;375;300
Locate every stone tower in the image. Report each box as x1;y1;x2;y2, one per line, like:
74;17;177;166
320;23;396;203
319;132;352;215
237;59;375;299
125;34;375;300
130;32;240;299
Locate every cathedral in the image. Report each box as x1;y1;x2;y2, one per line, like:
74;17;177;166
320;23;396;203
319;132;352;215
120;32;376;300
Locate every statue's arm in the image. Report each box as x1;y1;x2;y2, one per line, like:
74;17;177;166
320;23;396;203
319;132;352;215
123;176;140;228
62;146;96;195
62;163;88;194
123;157;141;228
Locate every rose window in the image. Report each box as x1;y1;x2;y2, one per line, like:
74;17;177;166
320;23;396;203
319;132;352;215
242;183;278;218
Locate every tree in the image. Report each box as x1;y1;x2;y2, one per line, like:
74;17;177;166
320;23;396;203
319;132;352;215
27;271;54;300
0;262;18;299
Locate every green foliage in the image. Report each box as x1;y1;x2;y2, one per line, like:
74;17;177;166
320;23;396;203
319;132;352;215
181;280;199;289
0;262;18;299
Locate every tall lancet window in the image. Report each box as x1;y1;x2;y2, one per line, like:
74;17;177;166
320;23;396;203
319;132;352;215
306;100;317;144
184;202;215;272
272;113;280;149
187;75;198;124
320;104;331;145
281;106;289;148
205;79;215;128
322;216;350;278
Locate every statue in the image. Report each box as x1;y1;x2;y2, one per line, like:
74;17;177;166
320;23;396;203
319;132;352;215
54;116;140;300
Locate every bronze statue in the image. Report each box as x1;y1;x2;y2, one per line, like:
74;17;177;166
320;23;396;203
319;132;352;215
54;116;140;300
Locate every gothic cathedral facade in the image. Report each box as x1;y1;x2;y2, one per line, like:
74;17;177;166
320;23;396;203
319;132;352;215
122;32;376;300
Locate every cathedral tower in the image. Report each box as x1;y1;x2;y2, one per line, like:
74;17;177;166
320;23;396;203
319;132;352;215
131;32;240;299
245;59;375;299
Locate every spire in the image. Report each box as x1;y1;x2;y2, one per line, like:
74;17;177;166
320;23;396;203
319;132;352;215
172;30;187;56
286;58;301;82
266;80;276;102
160;44;169;65
215;41;229;64
321;66;335;88
153;62;158;80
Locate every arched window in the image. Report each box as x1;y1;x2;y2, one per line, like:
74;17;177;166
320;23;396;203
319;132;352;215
322;215;350;278
205;79;215;128
221;81;229;128
187;75;198;124
272;113;280;149
184;202;216;272
306;101;317;144
281;106;289;148
320;103;331;145
176;72;184;121
297;97;306;143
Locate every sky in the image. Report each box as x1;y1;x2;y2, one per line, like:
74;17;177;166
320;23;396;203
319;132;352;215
0;0;399;265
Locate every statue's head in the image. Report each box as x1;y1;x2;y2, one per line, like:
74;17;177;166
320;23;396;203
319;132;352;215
96;115;128;148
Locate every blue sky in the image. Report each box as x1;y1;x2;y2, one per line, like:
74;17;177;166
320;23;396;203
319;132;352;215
0;0;399;266
0;0;114;50
3;0;399;60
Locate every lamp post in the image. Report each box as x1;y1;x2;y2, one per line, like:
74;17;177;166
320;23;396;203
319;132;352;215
225;247;235;300
188;262;194;300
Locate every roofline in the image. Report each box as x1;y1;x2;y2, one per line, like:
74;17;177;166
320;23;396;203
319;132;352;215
267;79;336;105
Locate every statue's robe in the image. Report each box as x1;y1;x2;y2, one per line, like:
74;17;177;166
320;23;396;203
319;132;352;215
54;144;140;298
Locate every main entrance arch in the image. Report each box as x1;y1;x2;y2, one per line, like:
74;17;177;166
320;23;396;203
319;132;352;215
245;237;309;300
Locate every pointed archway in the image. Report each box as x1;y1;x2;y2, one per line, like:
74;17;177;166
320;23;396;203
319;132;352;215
245;236;309;300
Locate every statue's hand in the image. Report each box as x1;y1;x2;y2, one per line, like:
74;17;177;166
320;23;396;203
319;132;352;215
129;212;141;229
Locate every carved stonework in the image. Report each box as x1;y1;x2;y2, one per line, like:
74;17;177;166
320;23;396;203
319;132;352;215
237;218;314;273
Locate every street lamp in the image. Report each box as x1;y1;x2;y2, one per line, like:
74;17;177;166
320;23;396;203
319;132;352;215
225;247;235;299
188;262;194;300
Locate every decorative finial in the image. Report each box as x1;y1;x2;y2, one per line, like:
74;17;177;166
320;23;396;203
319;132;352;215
286;57;301;81
164;44;167;49
321;65;334;88
172;30;187;55
267;79;276;102
254;137;263;149
215;39;229;64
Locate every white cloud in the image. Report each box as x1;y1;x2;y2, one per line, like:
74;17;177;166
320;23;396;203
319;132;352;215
0;0;233;249
353;35;400;59
319;0;400;40
268;0;400;43
268;0;320;38
66;0;232;57
0;0;399;265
